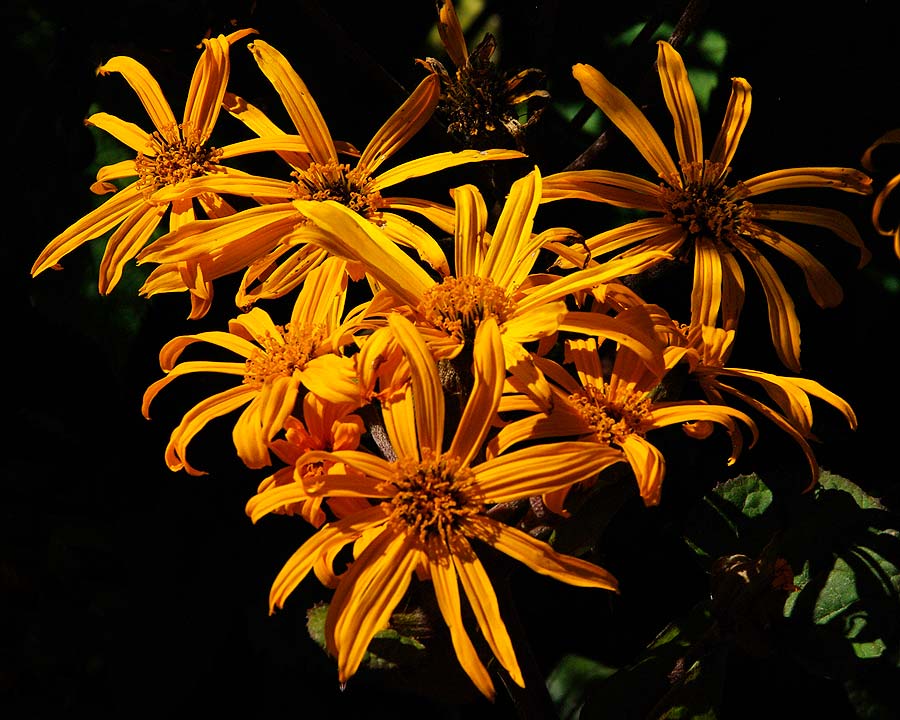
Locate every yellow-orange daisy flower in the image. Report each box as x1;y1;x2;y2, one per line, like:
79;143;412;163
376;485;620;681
141;256;362;475
665;320;857;491
488;306;758;507
136;38;525;313
293;167;670;409
541;40;872;372
256;392;366;528
861;128;900;258
244;313;621;700
29;29;292;296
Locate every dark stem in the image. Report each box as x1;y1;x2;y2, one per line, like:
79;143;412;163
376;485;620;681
491;571;561;720
564;0;711;171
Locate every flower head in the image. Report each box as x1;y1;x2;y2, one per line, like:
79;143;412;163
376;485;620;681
293;167;671;410
489;305;758;507
419;0;549;150
245;314;621;699
31;29;263;298
142;256;361;474
136;38;525;315
541;40;872;372
668;320;857;490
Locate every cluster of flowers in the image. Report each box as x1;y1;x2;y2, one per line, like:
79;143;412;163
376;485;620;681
32;0;890;701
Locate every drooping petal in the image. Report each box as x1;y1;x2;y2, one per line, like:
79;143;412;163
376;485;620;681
572;63;678;180
474;441;623;502
148;171;294;205
97;56;179;140
733;238;802;372
163;385;255;474
751;204;871;268
709;77;752;169
580;218;683;260
264;504;390;611
359;73;440;176
299;355;365;406
741;167;872;197
559;311;666;378
429;551;495;699
656;41;703;166
648;401;757;462
476;517;619;590
247;39;337;163
97;202;167;293
389;313;444;454
381;196;457;234
748;222;843;308
515;249;671;317
91;160;140;191
436;0;469;68
503;301;567;344
454;546;524;688
379;211;450;276
540;169;664;210
31;183;147;277
141;360;246;420
620;434;667;506
449;319;505;466
295;199;434;307
86;112;152;154
502;339;553;411
690;237;725;329
326;528;418;683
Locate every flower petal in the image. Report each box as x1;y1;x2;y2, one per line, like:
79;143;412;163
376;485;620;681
359;73;440;175
572;63;678;180
98;55;178;140
449;318;505;466
429;551;495;700
248;39;337;163
656;41;703;165
477;517;619;590
709;77;752;169
475;441;623;502
453;544;524;687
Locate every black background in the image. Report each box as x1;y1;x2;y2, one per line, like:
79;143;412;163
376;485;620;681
5;1;900;717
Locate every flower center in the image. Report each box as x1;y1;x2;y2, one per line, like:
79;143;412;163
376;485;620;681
290;161;383;217
569;382;652;446
389;451;481;545
418;275;516;343
243;322;325;388
659;161;751;248
135;125;223;193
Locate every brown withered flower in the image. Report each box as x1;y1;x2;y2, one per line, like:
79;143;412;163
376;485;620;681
418;0;549;151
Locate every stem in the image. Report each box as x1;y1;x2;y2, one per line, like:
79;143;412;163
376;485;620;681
491;571;561;720
564;0;711;171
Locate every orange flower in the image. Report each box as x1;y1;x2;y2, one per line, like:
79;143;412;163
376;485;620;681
142;256;361;474
541;40;872;372
488;306;757;507
30;29;283;299
136;38;524;313
245;315;620;699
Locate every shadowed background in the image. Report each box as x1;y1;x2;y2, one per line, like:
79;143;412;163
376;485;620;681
5;1;899;717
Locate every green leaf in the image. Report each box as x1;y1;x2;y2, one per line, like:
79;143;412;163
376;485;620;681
682;473;779;565
579;601;724;720
306;602;426;671
547;654;617;720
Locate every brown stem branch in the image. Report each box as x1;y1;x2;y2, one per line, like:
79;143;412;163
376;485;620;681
564;0;711;171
